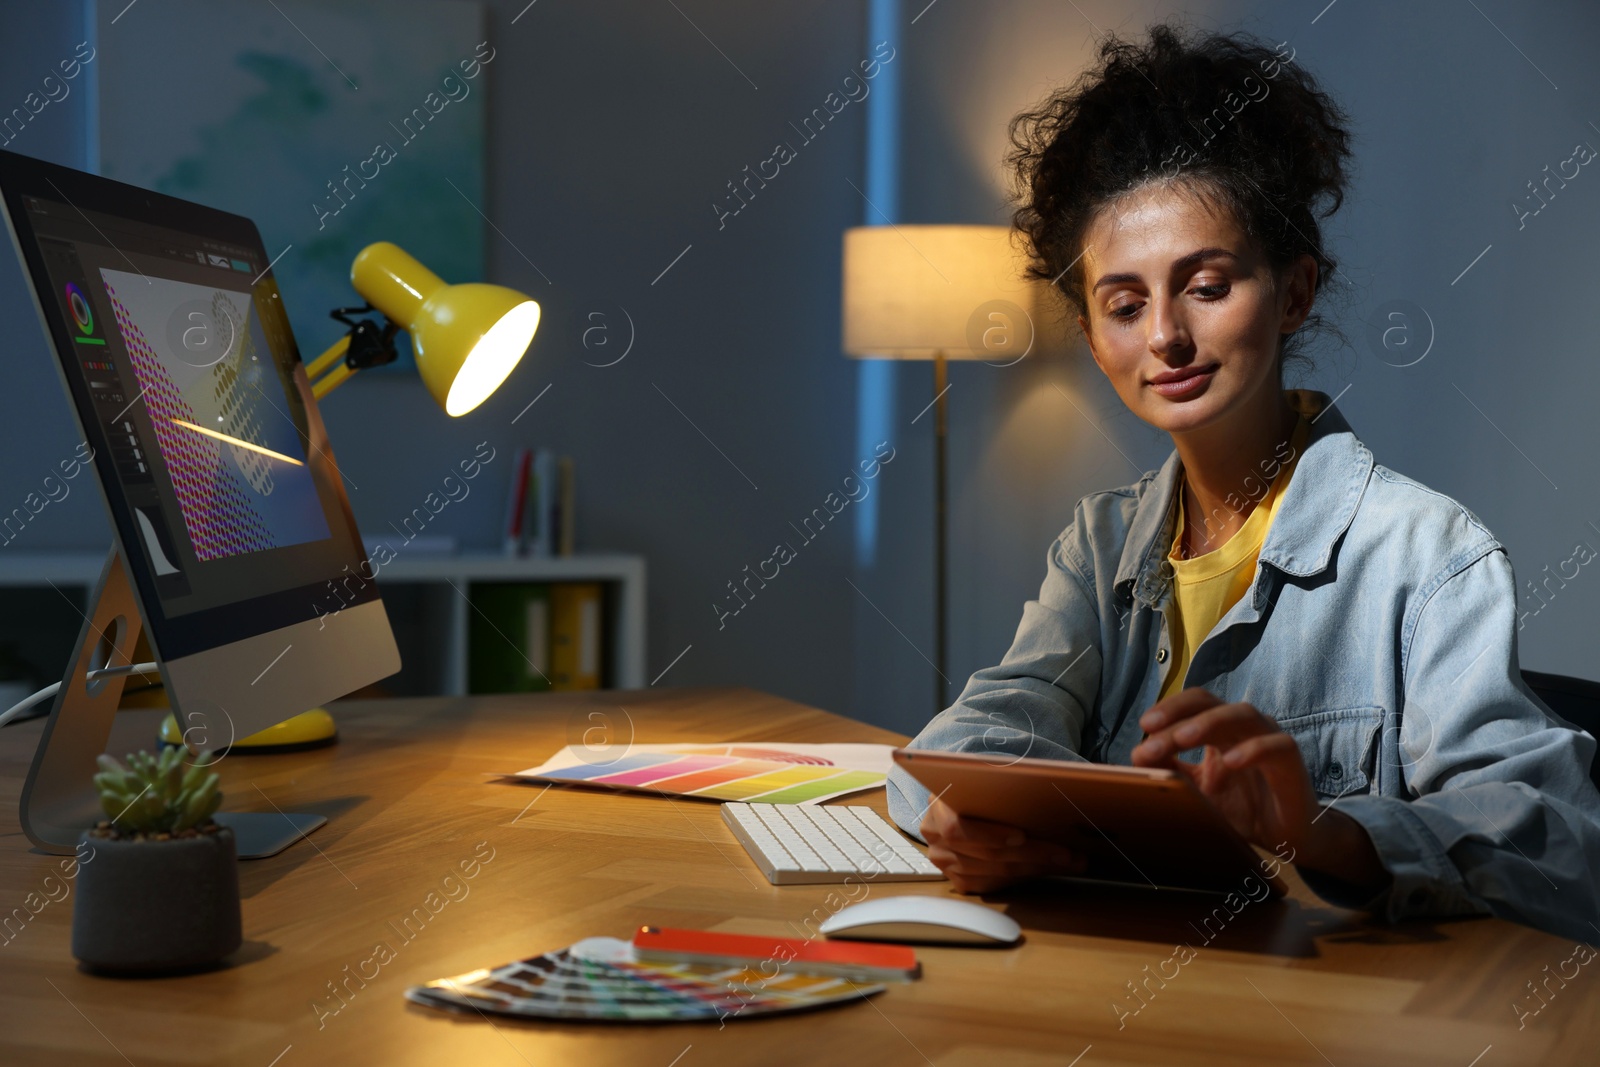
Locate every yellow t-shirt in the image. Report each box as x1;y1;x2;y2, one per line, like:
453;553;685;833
1159;415;1311;700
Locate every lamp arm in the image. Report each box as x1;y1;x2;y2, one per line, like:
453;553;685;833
308;335;354;400
306;334;351;380
307;306;403;401
312;359;355;400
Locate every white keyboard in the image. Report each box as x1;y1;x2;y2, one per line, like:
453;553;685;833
721;803;945;885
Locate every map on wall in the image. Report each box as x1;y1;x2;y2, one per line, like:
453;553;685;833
91;0;487;373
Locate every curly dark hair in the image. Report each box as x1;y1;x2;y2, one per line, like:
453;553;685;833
1006;21;1353;361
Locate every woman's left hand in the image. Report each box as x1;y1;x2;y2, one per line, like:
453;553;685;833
1130;688;1387;888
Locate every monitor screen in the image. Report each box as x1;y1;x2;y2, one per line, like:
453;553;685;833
0;151;377;662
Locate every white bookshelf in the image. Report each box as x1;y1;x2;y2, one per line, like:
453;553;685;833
0;550;647;695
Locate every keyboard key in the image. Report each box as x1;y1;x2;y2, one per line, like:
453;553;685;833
848;809;925;858
720;803;946;886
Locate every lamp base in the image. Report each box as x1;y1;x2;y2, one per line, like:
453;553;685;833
157;707;339;754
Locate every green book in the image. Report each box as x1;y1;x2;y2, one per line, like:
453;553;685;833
467;583;553;694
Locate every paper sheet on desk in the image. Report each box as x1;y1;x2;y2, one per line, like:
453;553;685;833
508;742;893;805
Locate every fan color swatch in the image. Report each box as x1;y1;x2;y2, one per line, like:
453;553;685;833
406;937;882;1022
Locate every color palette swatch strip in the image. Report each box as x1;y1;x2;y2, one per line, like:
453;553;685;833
523;751;884;804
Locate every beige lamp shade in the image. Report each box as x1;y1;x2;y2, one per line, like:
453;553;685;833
841;224;1046;362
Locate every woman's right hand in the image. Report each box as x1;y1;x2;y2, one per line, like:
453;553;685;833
920;796;1084;894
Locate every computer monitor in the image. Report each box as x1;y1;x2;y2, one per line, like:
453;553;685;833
0;149;400;855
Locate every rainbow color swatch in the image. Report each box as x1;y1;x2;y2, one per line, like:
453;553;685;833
511;743;892;805
406;936;884;1022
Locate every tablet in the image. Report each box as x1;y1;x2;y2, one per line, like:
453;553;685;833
893;748;1288;898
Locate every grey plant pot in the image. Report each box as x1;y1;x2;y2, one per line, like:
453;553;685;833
71;825;242;975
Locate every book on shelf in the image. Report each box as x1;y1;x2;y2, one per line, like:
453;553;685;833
530;449;556;557
503;447;575;558
503;447;533;555
468;583;553;693
550;582;602;691
558;456;575;556
468;581;605;694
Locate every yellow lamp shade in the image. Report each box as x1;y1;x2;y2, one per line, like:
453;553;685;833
351;242;540;416
841;225;1047;362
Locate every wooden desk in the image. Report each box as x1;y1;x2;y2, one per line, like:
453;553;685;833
1;687;1596;1066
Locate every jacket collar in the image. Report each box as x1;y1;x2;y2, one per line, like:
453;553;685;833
1114;390;1374;605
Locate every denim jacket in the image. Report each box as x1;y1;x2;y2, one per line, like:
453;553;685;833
887;391;1600;941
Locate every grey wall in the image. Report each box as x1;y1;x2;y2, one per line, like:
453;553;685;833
0;0;875;715
3;0;1598;735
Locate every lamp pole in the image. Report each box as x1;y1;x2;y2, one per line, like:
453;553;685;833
933;353;948;716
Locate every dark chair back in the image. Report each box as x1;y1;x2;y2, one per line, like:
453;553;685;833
1522;669;1600;790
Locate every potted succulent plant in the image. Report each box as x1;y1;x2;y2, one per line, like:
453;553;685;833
71;747;241;975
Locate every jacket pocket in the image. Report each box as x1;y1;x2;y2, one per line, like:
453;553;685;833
1275;707;1384;797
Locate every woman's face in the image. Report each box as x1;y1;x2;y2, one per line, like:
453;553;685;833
1075;183;1316;436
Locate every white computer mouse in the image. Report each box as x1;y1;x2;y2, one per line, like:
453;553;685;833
819;895;1022;945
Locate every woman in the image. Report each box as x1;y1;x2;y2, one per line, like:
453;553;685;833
885;22;1600;941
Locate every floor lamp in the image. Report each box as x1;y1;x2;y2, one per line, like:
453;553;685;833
841;225;1043;715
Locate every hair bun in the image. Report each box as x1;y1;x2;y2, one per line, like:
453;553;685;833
1007;20;1353;358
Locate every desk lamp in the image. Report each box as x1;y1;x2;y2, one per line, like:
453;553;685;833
841;225;1044;715
305;241;540;413
158;241;541;751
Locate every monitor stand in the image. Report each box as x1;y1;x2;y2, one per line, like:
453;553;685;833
18;548;327;859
